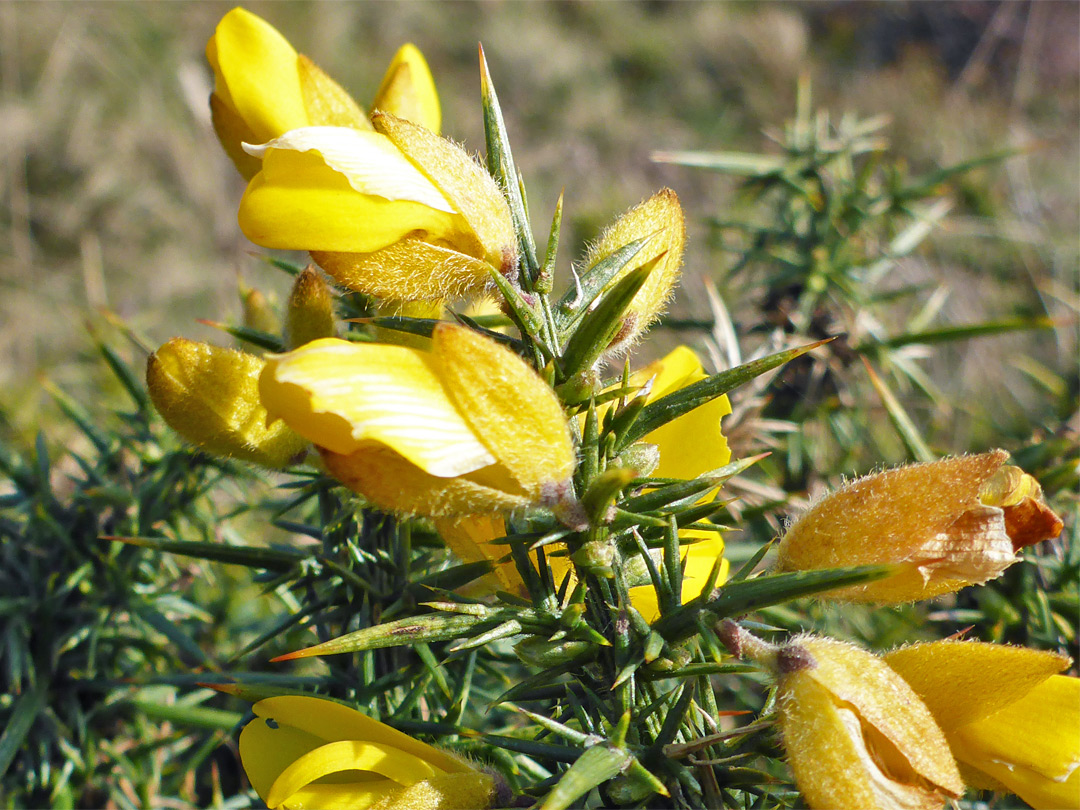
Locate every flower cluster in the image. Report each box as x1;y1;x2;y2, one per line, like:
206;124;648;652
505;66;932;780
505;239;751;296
139;8;1072;810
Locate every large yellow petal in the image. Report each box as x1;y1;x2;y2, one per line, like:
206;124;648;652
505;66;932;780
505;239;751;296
240;712;327;802
266;740;443;808
207;8;308;142
372;44;441;134
952;676;1079;798
239;129;463;254
627;533;727;622
635;347;731;482
883;640;1069;729
260;338;495;477
252;697;471;775
432;324;575;495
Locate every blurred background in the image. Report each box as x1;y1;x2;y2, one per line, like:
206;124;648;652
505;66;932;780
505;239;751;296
2;0;1077;456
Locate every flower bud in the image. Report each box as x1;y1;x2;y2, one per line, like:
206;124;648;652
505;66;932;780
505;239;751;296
583;189;685;357
776;451;1063;603
284;265;335;349
239;281;279;336
146;338;307;468
767;635;964;810
240;696;496;810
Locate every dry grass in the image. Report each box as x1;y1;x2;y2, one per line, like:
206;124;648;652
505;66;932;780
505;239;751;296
2;1;1076;443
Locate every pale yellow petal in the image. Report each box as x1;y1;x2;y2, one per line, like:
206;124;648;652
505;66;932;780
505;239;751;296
432;324;575;495
208;8;308;141
298;54;371;130
244;128;454;213
259;338;495;477
239;147;461;254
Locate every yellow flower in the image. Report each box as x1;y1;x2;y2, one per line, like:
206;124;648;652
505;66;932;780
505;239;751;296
775;451;1063;603
239;696;495;810
239;114;518;302
439;346;731;616
884;640;1079;809
258;324;575;517
146;338;307;468
583;189;685;357
207;8;438;179
756;633;964;810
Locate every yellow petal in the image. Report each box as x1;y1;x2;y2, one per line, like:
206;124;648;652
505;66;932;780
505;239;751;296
239;711;327;802
435;515;524;594
634;347;731;482
146;338;307;468
207;8;308;142
372;44;441;134
209;93;264;180
953;675;1079;795
432;323;575;495
628;533;727;622
251;697;471;774
267;740;443;808
279;781;400;810
239;129;462;254
883;640;1070;729
259;338;495;477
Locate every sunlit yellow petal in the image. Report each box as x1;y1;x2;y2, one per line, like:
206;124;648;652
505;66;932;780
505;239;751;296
245;128;454;212
628;533;727;622
252;697;471;775
260;338;495;477
280;780;400;810
432;323;575;494
884;640;1069;729
372;44;441;134
208;8;308;141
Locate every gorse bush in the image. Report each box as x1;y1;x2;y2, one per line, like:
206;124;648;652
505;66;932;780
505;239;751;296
1;8;1076;810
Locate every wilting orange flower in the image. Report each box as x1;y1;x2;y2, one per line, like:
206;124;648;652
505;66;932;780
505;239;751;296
776;451;1062;603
